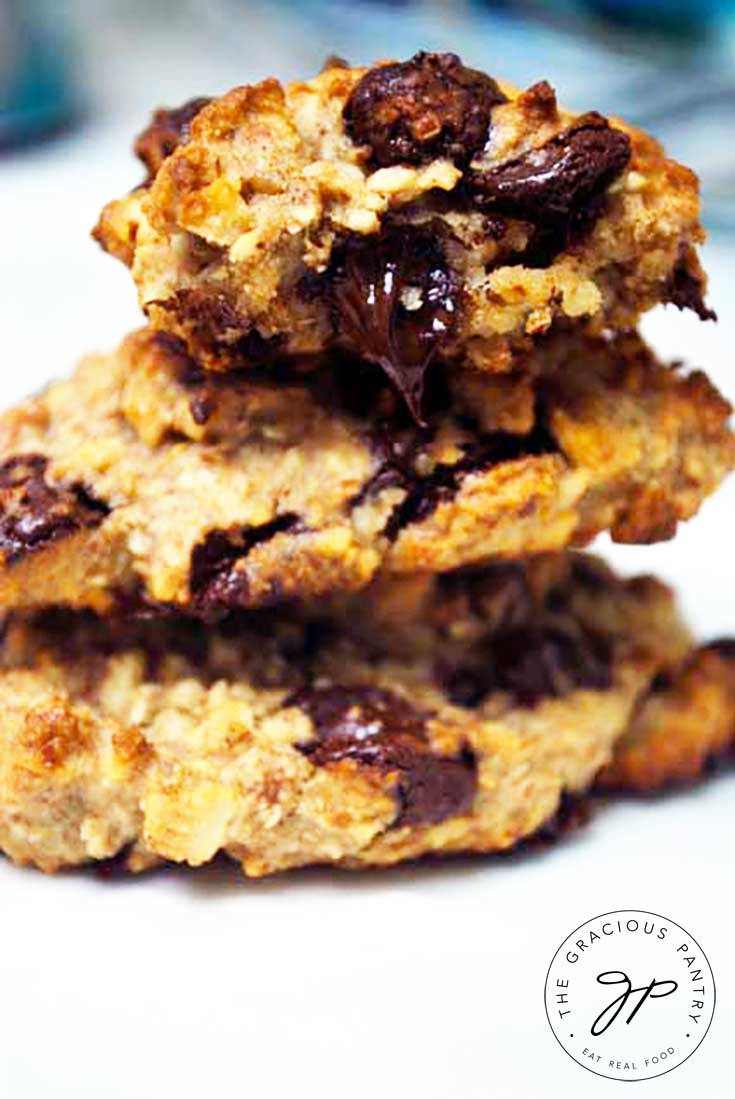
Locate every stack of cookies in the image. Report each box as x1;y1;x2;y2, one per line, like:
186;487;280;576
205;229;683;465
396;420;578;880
1;53;733;877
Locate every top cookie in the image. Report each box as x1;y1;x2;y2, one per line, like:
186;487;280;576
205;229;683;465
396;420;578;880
95;52;710;418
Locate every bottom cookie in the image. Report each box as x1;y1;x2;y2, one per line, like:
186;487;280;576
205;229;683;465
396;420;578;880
0;554;731;877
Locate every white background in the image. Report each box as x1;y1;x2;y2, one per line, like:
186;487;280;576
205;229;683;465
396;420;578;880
1;12;734;1097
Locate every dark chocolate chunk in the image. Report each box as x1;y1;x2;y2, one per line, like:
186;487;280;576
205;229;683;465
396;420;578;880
468;114;631;259
134;97;212;181
294;684;476;826
168;288;282;366
330;225;459;423
439;621;613;709
172;288;246;338
667;256;716;321
190;514;300;611
0;455;108;564
382;422;555;539
343;51;506;168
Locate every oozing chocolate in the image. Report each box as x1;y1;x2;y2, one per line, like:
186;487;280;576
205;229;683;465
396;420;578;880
0;455;108;563
468;114;631;259
330;225;459;424
343;51;506;167
190;514;300;611
134;97;212;181
294;684;477;826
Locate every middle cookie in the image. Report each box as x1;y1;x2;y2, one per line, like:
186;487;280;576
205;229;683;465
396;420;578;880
0;327;731;614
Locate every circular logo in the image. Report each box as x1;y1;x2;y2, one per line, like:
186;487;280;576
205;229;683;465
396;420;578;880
544;909;715;1081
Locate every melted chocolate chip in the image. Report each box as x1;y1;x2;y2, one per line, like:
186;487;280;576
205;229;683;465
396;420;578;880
330;225;459;424
344;51;506;168
439;621;613;709
190;515;300;611
382;423;555;539
173;288;245;335
468;114;631;261
293;685;476;827
667;257;716;321
134;97;212;181
0;455;109;563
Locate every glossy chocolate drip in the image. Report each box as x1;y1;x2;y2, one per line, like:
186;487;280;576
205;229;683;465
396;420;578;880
330;225;459;424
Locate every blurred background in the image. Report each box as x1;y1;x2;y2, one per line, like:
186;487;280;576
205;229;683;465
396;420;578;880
0;0;734;632
2;1;734;219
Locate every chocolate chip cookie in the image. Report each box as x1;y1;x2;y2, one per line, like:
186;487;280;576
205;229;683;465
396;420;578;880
0;553;731;876
94;53;710;407
0;328;730;615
